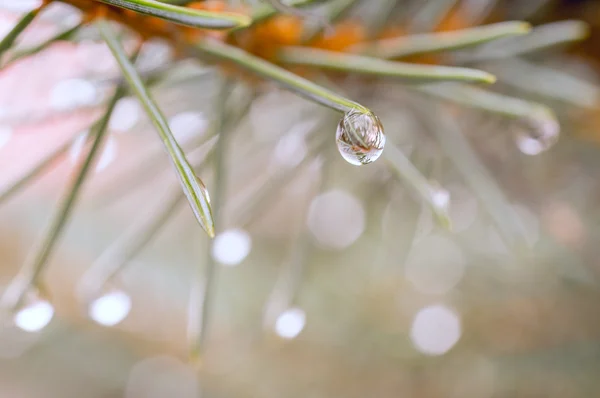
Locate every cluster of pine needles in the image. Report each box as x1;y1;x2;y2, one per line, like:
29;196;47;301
0;0;595;363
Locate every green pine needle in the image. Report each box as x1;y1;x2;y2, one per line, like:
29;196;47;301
188;79;230;362
98;19;216;238
456;20;590;63
0;131;82;205
0;80;130;313
8;22;82;65
383;142;452;230
231;132;327;227
356;21;531;59
278;46;497;83
78;133;218;305
96;0;251;29
195;38;370;114
432;106;533;252
77;185;185;303
0;7;42;63
418;82;557;122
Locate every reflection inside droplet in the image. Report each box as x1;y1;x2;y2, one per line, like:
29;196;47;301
514;112;559;156
336;109;386;166
14;297;54;333
89;290;132;327
275;308;306;339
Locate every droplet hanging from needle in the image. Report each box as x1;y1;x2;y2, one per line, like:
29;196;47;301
514;111;560;156
335;109;386;166
88;289;132;327
13;289;54;333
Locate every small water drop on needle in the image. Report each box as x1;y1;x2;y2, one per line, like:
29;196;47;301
514;112;560;156
88;289;132;327
336;110;386;166
193;175;215;238
274;308;306;340
195;175;211;205
13;291;54;333
430;186;450;210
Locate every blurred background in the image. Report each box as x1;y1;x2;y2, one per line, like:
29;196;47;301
1;0;600;397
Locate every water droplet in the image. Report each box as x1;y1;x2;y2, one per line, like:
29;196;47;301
429;185;451;210
424;183;452;229
211;228;252;266
410;304;461;356
275;308;306;339
14;292;54;333
195;175;211;204
192;175;215;237
514;112;559;156
336;109;386;166
89;289;131;327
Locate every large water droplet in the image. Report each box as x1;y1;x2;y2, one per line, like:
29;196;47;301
514;112;560;156
335;110;386;166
